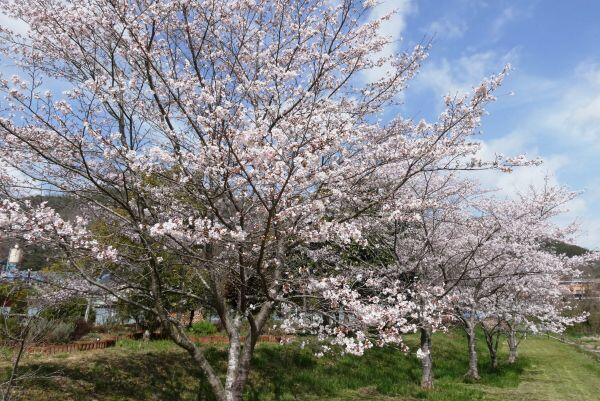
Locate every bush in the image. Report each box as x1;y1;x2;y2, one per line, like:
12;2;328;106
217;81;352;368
188;321;217;336
72;319;92;341
41;297;89;322
46;322;75;344
0;316;19;341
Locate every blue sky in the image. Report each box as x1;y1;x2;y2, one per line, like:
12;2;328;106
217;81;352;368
371;0;600;250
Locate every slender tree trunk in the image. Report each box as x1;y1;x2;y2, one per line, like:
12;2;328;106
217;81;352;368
84;297;93;323
464;318;480;380
484;335;498;369
482;324;499;369
419;327;434;389
4;325;29;401
187;309;195;329
507;329;518;364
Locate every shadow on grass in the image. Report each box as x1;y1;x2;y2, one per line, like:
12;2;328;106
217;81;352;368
7;331;529;401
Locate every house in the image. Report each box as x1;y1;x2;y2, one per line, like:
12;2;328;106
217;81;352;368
1;245;122;325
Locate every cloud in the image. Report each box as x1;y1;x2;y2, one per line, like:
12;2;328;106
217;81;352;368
425;19;467;40
415;51;497;96
473;134;569;197
415;55;600;249
471;62;600;249
469;136;600;249
410;48;520;110
362;0;415;83
490;6;520;36
539;61;600;146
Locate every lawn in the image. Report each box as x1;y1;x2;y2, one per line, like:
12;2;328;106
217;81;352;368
1;331;598;401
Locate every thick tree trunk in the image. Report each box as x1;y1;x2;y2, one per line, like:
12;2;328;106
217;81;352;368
464;319;481;380
507;329;518;364
419;327;434;389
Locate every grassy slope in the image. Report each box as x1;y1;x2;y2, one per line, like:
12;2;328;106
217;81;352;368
483;336;600;401
2;332;598;401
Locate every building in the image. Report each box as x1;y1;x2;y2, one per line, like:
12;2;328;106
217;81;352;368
560;279;600;299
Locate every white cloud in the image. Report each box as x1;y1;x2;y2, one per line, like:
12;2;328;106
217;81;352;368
468;136;600;249
473;134;568;197
469;62;600;249
490;6;520;36
425;19;467;40
362;0;415;83
410;56;599;249
539;61;600;146
411;48;521;108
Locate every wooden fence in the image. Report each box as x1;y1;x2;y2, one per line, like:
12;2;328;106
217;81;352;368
27;338;117;355
19;333;291;356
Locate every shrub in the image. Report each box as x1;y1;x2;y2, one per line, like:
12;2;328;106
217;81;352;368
46;322;75;344
188;321;217;336
72;319;93;340
0;316;19;341
41;297;89;322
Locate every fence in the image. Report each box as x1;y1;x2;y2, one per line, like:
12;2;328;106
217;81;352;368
27;338;117;355
18;333;291;356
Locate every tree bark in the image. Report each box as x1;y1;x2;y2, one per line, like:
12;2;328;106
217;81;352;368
464;318;480;380
84;297;93;323
507;329;518;364
187;309;195;329
484;335;498;369
482;323;500;370
419;327;434;389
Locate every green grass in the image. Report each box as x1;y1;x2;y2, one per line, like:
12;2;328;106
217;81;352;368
483;336;600;401
0;331;598;401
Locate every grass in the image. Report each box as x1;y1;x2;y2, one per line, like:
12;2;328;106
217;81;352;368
483;336;600;401
0;330;598;401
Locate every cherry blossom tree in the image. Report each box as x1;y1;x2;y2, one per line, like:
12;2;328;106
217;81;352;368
450;183;589;378
0;0;535;399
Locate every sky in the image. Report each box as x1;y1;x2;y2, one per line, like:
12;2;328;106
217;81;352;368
0;1;599;249
369;0;600;250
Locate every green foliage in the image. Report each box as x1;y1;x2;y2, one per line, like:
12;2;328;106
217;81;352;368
0;284;31;314
114;297;161;331
187;321;217;336
567;298;600;335
40;297;89;323
0;315;19;340
545;240;589;257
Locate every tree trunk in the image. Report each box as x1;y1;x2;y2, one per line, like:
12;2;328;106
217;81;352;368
84;297;93;323
482;325;499;370
419;327;434;389
507;329;518;364
4;321;30;401
187;309;195;329
464;319;480;380
486;338;498;369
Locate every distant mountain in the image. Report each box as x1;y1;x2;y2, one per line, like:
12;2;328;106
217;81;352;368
546;240;600;280
546;240;589;257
